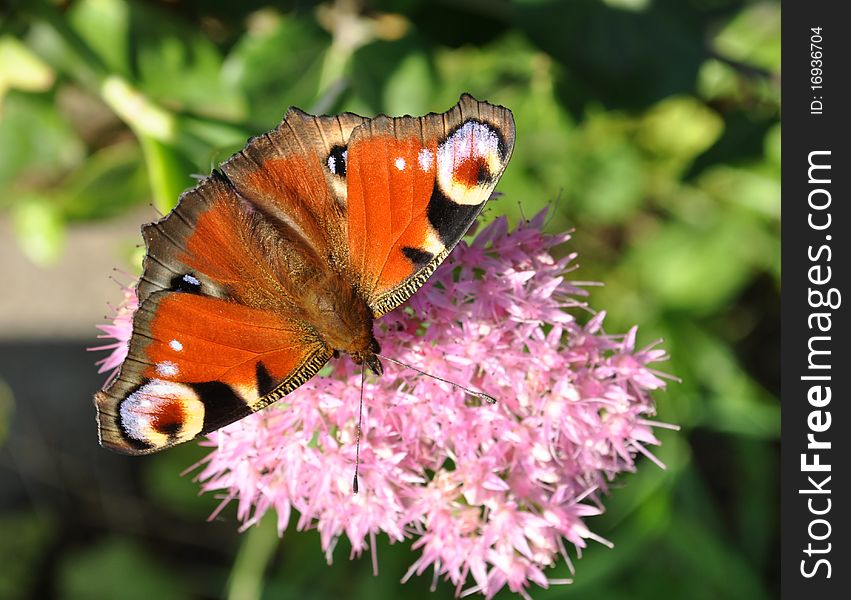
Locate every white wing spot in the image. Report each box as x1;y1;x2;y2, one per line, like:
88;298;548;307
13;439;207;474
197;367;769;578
395;157;406;171
327;154;337;174
418;148;434;171
156;361;179;377
169;339;183;352
182;274;200;286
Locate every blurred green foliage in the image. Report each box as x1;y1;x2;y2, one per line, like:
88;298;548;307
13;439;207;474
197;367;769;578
0;0;778;598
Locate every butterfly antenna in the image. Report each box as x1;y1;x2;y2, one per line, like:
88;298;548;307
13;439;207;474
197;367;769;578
353;365;366;494
376;354;497;404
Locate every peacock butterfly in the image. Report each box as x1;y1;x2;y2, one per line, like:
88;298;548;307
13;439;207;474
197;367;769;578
95;94;515;455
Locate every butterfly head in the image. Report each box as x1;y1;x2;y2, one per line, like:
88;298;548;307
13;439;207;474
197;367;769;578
350;339;383;376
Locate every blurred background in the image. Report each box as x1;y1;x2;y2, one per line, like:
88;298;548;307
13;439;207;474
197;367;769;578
0;0;779;598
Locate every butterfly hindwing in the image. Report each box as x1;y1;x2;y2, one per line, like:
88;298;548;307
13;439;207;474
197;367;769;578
96;291;331;454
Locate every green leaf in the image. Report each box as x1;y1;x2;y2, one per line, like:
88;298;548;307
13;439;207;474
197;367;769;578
0;92;84;194
128;2;246;121
383;51;435;116
657;321;779;438
138;135;196;214
0;378;11;446
351;37;420;113
628;216;768;313
23;8;108;87
697;58;742;102
11;197;65;266
636;96;723;170
763;123;780;171
0;35;55;97
432;32;538;105
666;514;770;600
687;109;778;178
58;141;149;221
713;2;780;72
222;11;329;125
180;116;253;164
574;134;645;224
699;164;781;223
67;0;130;77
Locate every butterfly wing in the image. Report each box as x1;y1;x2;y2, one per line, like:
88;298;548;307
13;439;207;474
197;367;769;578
344;94;515;316
96;176;332;454
219;109;367;272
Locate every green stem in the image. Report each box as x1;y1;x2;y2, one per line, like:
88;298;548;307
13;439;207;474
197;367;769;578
100;76;177;142
226;513;280;600
137;135;192;214
24;0;108;88
24;1;192;208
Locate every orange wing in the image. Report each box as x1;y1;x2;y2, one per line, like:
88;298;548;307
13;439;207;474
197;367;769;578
96;175;331;454
96;292;330;454
218;108;366;273
344;94;515;316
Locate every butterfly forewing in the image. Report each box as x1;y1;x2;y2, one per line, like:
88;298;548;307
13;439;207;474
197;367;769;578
345;94;515;316
219;109;367;272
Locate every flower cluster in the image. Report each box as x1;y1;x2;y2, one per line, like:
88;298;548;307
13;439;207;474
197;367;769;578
90;284;138;387
94;211;671;598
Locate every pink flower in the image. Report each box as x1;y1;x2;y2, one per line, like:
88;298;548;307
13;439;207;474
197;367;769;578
90;284;138;387
93;210;673;598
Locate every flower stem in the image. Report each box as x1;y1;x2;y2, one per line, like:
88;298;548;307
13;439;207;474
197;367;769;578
100;76;177;142
226;513;279;600
137;135;191;214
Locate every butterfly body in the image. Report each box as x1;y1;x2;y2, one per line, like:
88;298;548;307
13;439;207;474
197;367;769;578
297;270;382;373
95;95;514;455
